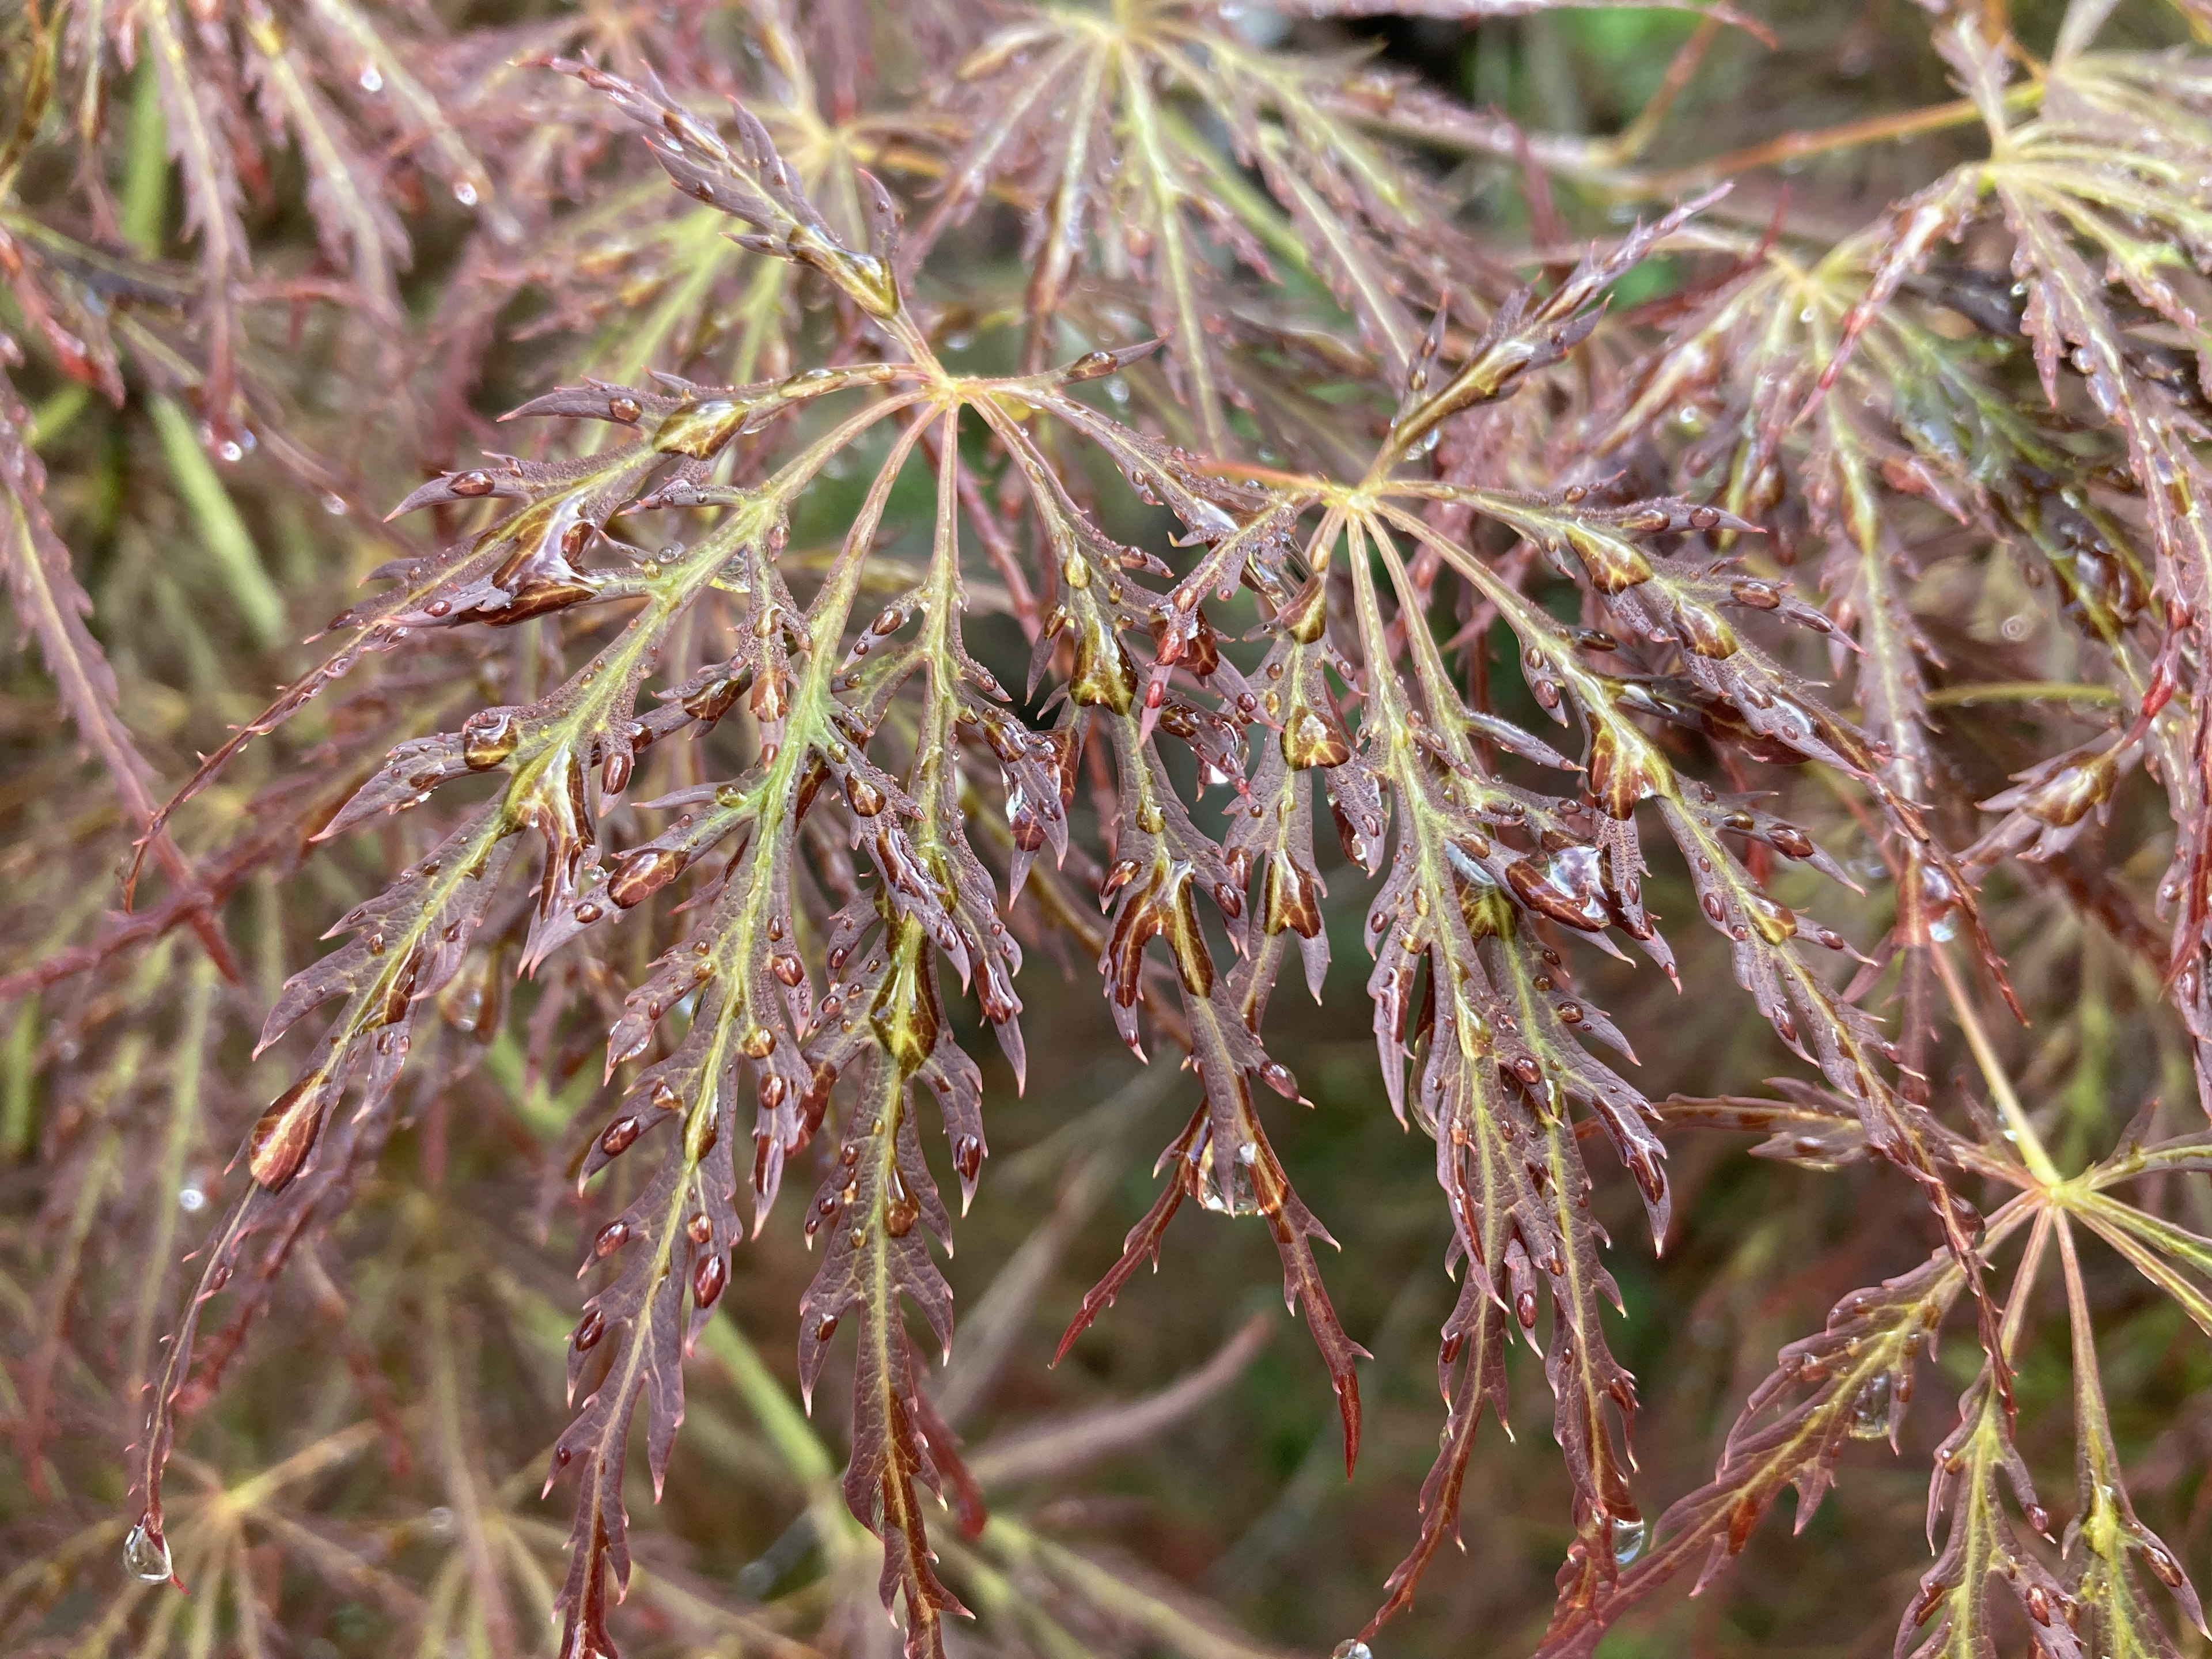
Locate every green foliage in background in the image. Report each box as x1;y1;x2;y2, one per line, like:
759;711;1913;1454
5;4;2212;1659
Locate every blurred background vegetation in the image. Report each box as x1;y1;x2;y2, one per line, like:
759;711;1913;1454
3;3;2210;1657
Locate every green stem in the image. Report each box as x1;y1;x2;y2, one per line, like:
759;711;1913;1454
1933;941;2062;1187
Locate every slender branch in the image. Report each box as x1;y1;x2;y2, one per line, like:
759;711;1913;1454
1640;82;2043;194
1601;14;1726;166
1926;681;2122;709
1932;942;2062;1187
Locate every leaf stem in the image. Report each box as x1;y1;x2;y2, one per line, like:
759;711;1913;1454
1639;83;2043;194
1600;15;1725;166
1925;681;2121;709
1931;941;2061;1186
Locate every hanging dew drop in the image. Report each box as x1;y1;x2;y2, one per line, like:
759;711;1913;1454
1848;1373;1893;1439
452;180;479;207
1331;1643;1374;1659
358;65;383;93
1609;1514;1649;1566
124;1515;172;1583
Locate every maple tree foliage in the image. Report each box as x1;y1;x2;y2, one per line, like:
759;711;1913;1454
6;2;2212;1657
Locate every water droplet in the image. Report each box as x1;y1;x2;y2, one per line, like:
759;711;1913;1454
844;774;886;817
1848;1373;1892;1439
1610;1514;1649;1566
124;1515;172;1582
2145;1541;2186;1588
692;1252;728;1308
1331;1645;1373;1659
425;1505;454;1539
358;65;384;94
452;180;479;207
885;1168;920;1236
177;1185;206;1214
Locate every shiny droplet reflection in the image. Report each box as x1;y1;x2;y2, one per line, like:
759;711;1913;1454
1610;1514;1649;1566
1849;1373;1893;1439
123;1514;172;1583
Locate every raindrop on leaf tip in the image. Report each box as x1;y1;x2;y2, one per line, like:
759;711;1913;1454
123;1516;172;1584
